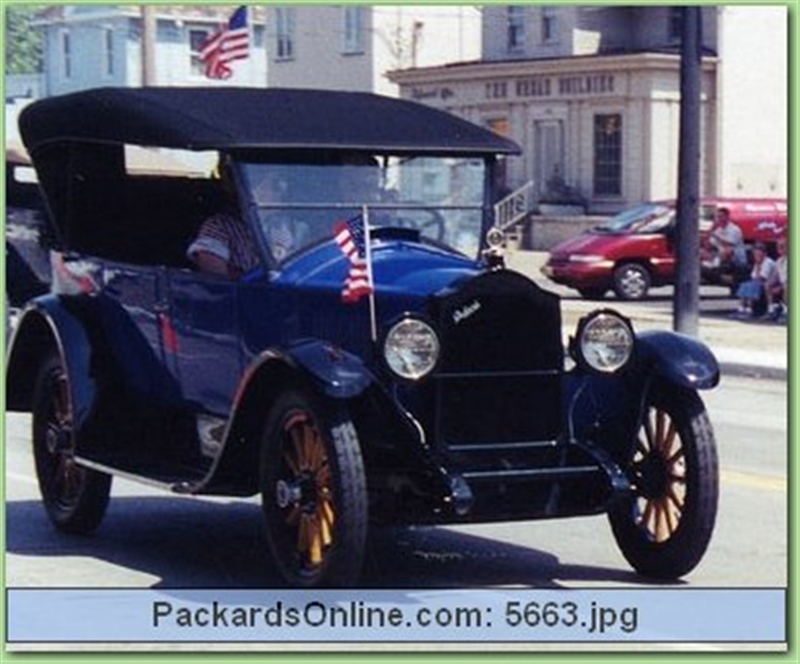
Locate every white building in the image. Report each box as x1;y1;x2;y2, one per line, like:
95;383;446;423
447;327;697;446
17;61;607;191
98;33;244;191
29;5;480;99
264;5;481;97
33;5;269;95
389;5;788;213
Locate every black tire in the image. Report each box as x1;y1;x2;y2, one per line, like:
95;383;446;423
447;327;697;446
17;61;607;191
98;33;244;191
609;383;718;578
577;287;607;300
613;263;651;300
32;352;112;534
260;390;367;587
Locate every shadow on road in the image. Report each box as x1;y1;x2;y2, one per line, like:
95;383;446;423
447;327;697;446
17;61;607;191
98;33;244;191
5;496;675;590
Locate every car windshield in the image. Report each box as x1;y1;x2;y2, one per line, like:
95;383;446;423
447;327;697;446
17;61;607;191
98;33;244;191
240;156;488;262
596;203;675;234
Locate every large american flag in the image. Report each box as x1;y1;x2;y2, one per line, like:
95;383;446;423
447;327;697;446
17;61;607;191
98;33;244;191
334;215;374;304
200;6;250;80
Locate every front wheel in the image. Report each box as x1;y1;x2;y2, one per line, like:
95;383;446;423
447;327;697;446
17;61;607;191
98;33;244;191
608;384;718;578
260;390;367;587
32;352;112;534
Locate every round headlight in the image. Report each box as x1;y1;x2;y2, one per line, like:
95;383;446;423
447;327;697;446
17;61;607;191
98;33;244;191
384;318;440;381
575;310;634;374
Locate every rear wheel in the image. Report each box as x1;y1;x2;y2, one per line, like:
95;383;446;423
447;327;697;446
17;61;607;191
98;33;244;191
32;352;112;534
613;263;651;300
609;383;718;578
260;390;367;587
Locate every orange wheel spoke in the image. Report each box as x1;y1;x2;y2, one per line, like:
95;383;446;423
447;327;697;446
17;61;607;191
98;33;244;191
665;486;685;515
667;445;685;467
657;500;674;541
643;418;655;451
321;495;335;526
320;500;334;546
307;514;323;565
662;498;677;535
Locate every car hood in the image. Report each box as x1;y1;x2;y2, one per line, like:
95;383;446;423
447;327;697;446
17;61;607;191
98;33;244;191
548;230;620;259
275;239;481;297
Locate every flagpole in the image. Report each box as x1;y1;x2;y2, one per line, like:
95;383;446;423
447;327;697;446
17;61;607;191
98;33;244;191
362;204;378;343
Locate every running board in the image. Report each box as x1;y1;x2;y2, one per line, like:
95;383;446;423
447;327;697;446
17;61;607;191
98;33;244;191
75;456;203;494
461;465;601;483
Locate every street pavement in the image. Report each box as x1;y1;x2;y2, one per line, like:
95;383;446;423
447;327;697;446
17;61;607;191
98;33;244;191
507;250;789;382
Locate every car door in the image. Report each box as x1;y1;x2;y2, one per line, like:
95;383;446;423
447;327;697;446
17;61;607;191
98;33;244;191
164;269;243;416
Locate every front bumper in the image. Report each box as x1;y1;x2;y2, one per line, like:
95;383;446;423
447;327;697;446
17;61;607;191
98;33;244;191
541;259;614;290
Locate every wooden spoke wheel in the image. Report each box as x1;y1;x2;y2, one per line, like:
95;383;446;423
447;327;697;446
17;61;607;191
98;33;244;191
261;391;366;587
32;353;111;533
609;383;718;578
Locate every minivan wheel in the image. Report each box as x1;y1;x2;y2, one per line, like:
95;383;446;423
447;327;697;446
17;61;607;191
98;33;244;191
613;263;651;300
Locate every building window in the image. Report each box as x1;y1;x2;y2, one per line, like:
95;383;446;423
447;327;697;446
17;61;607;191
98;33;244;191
507;6;525;52
593;114;622;196
541;7;558;43
189;27;212;76
102;27;114;76
61;30;72;78
275;7;295;60
343;6;364;54
669;7;683;42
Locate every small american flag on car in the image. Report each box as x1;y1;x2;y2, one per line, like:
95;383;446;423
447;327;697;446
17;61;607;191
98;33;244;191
334;215;374;304
200;6;250;80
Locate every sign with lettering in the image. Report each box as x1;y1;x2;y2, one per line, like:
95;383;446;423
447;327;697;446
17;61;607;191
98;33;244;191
483;73;616;100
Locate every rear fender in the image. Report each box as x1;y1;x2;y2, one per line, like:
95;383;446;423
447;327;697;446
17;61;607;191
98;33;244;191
635;330;720;390
6;296;96;429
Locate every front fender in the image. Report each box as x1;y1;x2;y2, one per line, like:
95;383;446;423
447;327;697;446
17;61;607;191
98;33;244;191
203;340;377;495
6;295;96;428
635;329;720;390
286;339;374;398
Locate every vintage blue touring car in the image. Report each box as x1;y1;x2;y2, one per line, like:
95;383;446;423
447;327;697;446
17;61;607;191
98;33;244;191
7;87;719;587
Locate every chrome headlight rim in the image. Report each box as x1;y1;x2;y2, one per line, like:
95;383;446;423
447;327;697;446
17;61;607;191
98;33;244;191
573;309;635;375
382;315;441;382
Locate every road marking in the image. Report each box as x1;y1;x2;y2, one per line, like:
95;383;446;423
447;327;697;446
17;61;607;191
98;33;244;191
721;469;786;492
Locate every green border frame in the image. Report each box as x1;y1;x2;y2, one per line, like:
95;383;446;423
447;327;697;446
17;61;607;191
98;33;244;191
0;0;795;661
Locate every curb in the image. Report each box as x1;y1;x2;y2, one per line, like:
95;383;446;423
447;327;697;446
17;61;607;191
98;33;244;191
718;360;787;382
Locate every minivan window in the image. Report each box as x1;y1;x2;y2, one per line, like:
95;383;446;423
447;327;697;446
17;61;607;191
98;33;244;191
597;203;674;234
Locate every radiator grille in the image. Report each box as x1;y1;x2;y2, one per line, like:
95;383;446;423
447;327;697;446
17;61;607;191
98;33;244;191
428;270;564;446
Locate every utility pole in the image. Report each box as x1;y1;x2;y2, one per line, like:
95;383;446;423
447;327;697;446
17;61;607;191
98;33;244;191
141;5;157;86
673;6;703;336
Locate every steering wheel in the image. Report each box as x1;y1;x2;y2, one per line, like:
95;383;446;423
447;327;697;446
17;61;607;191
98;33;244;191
390;208;446;243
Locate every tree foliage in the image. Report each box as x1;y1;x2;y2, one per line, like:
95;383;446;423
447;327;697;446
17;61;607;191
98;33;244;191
6;6;44;74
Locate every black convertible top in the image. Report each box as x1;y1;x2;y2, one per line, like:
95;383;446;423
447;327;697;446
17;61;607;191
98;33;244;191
19;86;520;156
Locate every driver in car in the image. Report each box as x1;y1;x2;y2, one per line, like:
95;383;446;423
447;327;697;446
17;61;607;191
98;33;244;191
188;168;294;276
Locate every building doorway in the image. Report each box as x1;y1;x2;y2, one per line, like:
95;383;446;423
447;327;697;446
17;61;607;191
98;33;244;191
534;119;565;197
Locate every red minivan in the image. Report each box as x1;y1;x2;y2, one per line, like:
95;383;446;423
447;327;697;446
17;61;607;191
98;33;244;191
541;198;787;299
